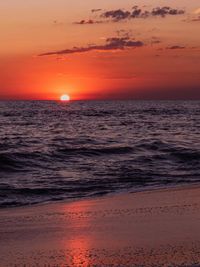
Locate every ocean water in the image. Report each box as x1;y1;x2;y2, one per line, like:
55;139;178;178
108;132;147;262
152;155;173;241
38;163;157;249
0;100;200;208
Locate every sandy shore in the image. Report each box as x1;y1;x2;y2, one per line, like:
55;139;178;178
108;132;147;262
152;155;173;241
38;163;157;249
1;186;200;266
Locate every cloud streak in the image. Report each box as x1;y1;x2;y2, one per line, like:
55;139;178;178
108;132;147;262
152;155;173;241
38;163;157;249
191;16;200;22
91;9;102;13
167;45;185;49
151;7;185;17
73;6;185;25
101;6;185;21
185;15;200;22
39;37;144;57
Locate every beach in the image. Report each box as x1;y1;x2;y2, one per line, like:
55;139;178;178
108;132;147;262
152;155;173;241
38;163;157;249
1;185;200;267
1;0;200;264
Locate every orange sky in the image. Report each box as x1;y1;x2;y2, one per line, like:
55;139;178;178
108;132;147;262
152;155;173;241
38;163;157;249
0;0;199;100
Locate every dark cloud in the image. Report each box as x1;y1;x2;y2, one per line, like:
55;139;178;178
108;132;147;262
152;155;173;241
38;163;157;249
131;6;149;18
73;6;185;26
167;45;185;49
39;37;144;57
74;19;102;25
151;7;185;17
102;9;131;21
101;6;185;21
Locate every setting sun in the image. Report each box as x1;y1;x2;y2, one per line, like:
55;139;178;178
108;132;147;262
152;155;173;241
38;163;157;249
60;94;70;101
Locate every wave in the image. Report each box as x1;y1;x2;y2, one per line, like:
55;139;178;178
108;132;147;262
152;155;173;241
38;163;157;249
56;146;133;156
0;100;200;208
0;140;199;173
0;154;22;172
136;139;200;160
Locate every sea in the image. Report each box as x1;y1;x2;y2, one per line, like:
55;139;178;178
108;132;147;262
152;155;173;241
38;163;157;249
0;100;199;208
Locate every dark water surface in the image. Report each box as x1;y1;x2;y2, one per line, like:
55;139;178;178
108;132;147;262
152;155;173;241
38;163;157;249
0;100;199;208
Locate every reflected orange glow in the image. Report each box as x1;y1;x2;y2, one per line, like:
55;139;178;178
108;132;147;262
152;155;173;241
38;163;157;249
63;201;93;266
67;236;91;266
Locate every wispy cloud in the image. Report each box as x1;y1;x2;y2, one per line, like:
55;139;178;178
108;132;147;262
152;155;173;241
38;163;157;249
190;16;200;22
184;15;200;22
91;9;102;13
74;19;102;25
39;36;144;57
167;45;185;50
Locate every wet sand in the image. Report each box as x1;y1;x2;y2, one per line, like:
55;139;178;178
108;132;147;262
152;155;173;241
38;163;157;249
1;186;200;266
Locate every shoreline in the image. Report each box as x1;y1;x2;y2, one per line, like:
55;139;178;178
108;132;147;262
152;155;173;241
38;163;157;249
1;181;200;212
1;184;200;266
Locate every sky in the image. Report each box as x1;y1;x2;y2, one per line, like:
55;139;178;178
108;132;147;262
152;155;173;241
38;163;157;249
0;0;200;100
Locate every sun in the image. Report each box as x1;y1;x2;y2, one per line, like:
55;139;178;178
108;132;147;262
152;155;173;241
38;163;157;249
60;94;70;101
